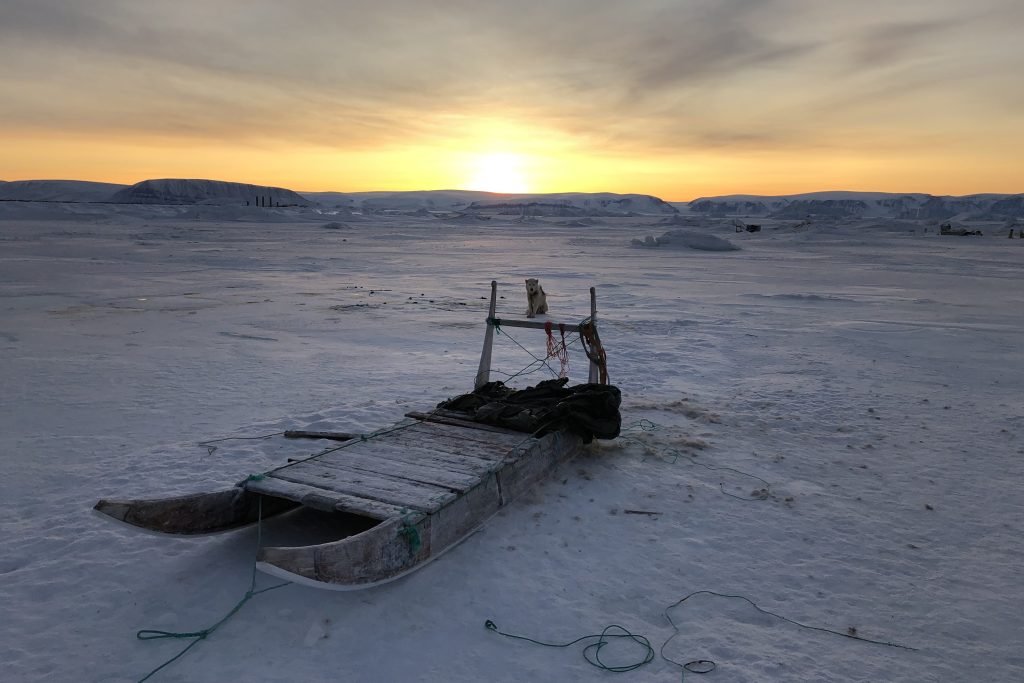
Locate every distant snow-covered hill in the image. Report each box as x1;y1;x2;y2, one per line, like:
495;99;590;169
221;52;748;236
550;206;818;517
301;190;499;211
468;193;677;216
689;191;1024;220
301;189;677;215
0;179;127;202
110;179;310;206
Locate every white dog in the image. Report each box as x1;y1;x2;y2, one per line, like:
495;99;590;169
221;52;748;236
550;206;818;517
525;278;548;318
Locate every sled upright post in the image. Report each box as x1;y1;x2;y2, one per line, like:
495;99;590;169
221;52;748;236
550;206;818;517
475;280;498;389
587;286;599;384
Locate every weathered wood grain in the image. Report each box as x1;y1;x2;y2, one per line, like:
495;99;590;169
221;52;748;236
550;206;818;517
380;428;513;462
309;452;480;492
269;464;455;513
405;411;527;437
401;420;529;450
350;440;497;475
243;476;407;520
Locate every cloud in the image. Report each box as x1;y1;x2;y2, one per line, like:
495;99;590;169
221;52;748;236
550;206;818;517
0;0;1022;160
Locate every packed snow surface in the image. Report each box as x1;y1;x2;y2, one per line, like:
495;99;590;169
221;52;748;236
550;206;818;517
1;203;1023;681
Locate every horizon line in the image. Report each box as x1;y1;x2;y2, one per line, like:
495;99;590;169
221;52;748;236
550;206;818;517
1;176;1021;204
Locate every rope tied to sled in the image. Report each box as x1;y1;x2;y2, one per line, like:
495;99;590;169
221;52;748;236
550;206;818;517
397;509;422;554
135;497;290;682
579;318;609;385
544;321;570;379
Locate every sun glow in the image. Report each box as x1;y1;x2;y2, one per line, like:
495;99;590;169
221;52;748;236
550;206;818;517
464;152;530;194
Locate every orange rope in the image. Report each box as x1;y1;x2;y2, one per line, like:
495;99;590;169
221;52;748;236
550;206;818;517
579;321;609;385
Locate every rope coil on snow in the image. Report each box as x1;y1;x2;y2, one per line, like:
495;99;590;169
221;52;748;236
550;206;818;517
484;619;655;673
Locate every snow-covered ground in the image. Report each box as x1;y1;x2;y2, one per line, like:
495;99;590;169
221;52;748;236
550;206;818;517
1;207;1022;681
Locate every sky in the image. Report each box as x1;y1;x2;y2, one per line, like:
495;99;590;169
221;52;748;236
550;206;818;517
1;0;1022;200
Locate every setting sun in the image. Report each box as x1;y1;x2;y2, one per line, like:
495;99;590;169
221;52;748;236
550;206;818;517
464;153;530;194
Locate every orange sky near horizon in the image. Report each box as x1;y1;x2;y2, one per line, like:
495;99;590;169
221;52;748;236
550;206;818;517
1;1;1021;201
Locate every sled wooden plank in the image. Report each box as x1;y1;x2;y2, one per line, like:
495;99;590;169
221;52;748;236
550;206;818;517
326;441;495;476
484;317;585;332
276;459;453;497
400;420;528;449
270;465;454;513
243;477;405;520
406;418;529;446
378;428;514;462
379;426;513;455
367;440;497;472
267;470;447;514
312;452;481;492
405;411;527;437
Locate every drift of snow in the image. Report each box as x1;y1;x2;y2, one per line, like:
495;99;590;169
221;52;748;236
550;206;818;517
1;198;1023;682
632;229;740;251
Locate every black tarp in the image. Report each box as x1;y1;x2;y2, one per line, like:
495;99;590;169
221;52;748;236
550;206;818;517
437;378;621;443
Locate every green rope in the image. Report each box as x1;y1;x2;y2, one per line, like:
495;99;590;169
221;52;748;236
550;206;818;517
136;582;289;682
662;591;919;655
487;591;916;681
135;497;290;682
484;619;654;673
197;431;285;455
397;509;422;554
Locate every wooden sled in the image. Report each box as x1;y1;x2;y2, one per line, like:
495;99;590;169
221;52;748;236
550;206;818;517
94;282;606;589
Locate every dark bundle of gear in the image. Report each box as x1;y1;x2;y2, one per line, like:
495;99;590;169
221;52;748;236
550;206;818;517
438;378;621;443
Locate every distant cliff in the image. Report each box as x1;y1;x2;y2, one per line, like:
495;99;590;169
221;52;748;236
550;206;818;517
689;191;1024;220
110;178;310;206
